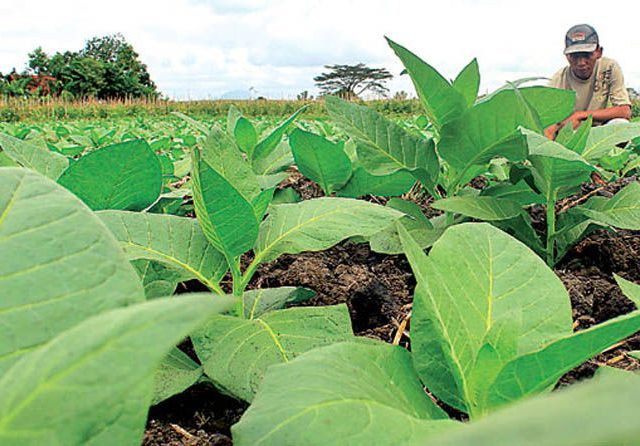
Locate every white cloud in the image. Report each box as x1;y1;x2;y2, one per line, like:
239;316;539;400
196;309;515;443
0;0;638;99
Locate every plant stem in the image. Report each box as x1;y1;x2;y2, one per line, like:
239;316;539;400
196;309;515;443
445;211;455;226
239;255;262;293
545;193;557;266
228;256;244;297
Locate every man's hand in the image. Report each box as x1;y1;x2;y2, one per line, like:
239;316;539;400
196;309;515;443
561;111;588;130
544;123;559;140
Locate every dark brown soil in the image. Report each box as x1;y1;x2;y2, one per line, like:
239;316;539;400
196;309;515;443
143;176;640;445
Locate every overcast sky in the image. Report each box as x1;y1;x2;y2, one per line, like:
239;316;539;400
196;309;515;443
1;0;639;100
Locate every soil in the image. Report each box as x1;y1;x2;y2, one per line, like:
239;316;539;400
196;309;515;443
143;174;640;445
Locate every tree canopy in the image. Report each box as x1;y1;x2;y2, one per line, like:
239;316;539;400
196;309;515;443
314;63;393;100
1;34;158;99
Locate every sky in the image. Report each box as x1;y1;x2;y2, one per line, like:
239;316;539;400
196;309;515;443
1;0;639;100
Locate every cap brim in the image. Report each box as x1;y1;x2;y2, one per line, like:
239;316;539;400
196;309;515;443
564;43;598;54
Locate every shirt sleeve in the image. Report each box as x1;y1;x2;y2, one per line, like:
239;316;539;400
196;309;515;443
608;61;631;107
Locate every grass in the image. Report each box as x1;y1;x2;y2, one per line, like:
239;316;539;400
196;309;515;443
0;96;425;123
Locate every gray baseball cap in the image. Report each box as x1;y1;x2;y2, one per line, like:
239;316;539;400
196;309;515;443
564;24;599;54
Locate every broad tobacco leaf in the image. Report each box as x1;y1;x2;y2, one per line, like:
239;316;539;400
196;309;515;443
98;211;228;292
191;151;260;259
431;196;522;221
132;259;185;299
368;199;444;255
192;305;354;402
254;197;404;263
399;223;573;415
0;168;144;374
242;286;315;319
386;38;467;131
336;165;416;198
251;106;307;168
452;58;480;108
427;372;640;446
400;223;640;416
0;295;235;446
438;91;534;189
581;122;640;161
524;130;595;200
325;96;439;188
574;181;640;229
152;347;204;406
289;128;352;195
0;132;69;180
232;341;458;446
57;139;162;211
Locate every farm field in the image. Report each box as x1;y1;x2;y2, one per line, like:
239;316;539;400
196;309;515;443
2;39;640;446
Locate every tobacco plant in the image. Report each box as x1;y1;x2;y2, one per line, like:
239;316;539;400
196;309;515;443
95;120;406;402
0;167;235;445
232;223;640;445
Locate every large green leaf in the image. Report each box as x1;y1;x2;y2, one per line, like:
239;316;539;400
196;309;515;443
0;294;234;446
512;86;575;128
132;260;184;299
525;130;595;200
325;96;438;187
191;152;260;259
438;91;534;190
192;305;354;402
368;199;444;254
98;211;227;292
57;139;162;211
152;347;204;405
575;181;640;229
254;197;404;263
480;180;544;206
487;300;640;409
399;223;572;415
556;115;592;153
336;165;415;198
428;372;640;446
232;341;457;446
431;196;522;221
251;106;307;167
290;129;352;195
253;140;295;176
242;286;315;319
234;117;258;154
386;38;467;131
452;59;480;108
582;122;640;161
0;168;144;374
200;125;262;201
0;132;69;180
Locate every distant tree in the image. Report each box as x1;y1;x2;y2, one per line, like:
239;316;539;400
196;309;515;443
314;63;393;100
17;34;159;100
80;34;158;98
628;87;639;100
27;47;50;75
296;90;312;100
393;90;409;100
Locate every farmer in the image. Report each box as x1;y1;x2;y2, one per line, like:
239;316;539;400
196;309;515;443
544;24;632;140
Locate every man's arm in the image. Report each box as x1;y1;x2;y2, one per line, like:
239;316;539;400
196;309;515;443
563;104;632;128
544;104;632;139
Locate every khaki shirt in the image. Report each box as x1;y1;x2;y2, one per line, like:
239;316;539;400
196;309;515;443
549;57;631;112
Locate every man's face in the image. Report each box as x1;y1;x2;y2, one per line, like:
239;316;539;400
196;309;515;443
566;47;602;80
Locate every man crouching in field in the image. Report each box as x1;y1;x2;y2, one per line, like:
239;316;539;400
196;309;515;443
544;24;632;140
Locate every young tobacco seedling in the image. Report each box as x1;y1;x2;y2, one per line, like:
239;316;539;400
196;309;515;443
231;223;640;445
98;122;406;402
